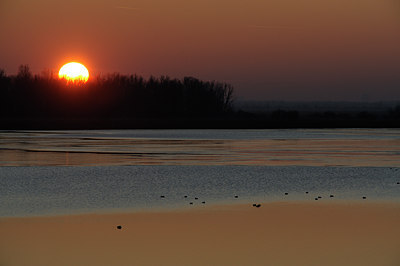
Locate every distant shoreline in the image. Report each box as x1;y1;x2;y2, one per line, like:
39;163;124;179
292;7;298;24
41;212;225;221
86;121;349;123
1;116;399;130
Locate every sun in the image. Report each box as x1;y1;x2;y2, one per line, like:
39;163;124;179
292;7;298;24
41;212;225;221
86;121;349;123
58;62;89;83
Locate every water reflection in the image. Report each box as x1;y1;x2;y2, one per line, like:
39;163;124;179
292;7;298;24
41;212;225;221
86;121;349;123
0;129;399;167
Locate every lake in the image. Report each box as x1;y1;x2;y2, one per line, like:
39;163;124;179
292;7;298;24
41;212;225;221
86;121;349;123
1;129;399;216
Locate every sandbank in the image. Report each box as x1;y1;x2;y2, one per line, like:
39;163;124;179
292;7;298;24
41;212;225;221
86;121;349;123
1;202;399;266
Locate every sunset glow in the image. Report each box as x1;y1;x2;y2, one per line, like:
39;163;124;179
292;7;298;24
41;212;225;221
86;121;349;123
58;62;89;83
2;0;400;100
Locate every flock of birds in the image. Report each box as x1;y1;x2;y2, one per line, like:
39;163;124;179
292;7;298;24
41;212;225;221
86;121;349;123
115;179;400;230
157;189;375;210
160;194;238;205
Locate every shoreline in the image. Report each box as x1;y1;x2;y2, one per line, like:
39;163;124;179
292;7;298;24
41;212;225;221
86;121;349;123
1;199;400;219
1;202;400;266
1;117;400;130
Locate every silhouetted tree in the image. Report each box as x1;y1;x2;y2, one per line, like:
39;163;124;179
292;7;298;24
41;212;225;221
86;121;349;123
0;66;235;120
17;65;32;80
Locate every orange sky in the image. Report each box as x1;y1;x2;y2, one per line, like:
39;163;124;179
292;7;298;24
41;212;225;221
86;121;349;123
1;0;399;100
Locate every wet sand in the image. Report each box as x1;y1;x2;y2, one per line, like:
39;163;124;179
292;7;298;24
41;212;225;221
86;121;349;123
1;202;400;266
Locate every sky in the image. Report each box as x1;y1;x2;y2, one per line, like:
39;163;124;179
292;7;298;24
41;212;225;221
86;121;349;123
0;0;399;101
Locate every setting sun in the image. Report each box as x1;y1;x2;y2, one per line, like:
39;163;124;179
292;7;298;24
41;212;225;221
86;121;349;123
58;62;89;83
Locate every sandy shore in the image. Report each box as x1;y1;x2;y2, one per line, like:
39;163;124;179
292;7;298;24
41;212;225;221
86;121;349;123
1;202;400;266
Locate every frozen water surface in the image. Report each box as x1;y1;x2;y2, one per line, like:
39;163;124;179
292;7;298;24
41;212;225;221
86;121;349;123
0;129;399;216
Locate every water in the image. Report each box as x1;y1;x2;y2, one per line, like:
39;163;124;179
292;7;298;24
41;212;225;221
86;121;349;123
1;129;399;167
0;129;399;216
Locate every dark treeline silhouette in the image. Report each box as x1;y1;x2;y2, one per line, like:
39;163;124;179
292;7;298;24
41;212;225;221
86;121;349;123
0;65;399;129
0;65;234;120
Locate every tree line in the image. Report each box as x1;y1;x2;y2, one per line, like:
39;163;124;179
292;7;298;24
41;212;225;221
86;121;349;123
1;65;399;129
0;65;234;119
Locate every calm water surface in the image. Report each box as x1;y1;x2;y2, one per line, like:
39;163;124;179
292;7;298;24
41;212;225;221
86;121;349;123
1;129;400;167
0;129;399;216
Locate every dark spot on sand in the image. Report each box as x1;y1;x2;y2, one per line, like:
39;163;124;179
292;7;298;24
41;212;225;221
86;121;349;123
117;225;122;230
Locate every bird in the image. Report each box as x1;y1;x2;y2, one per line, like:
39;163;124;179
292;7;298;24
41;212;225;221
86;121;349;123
315;198;318;200
252;204;257;207
318;196;322;199
285;192;288;195
256;204;261;208
305;192;309;194
362;196;367;199
160;195;165;198
195;197;198;200
202;201;206;204
184;195;188;198
330;195;334;198
117;225;122;230
189;202;193;205
234;195;238;198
